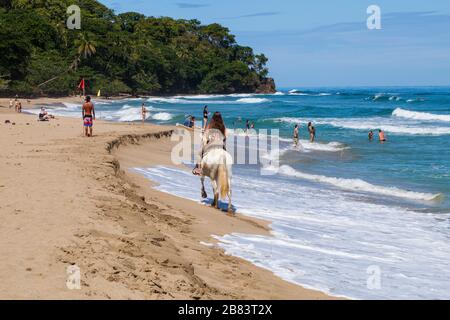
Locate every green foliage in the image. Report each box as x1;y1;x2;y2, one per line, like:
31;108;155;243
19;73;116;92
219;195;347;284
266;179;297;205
0;0;272;96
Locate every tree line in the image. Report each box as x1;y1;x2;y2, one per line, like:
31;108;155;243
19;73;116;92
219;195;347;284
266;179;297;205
0;0;274;97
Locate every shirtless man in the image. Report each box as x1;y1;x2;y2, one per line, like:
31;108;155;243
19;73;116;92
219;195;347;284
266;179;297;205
82;96;95;137
378;129;386;142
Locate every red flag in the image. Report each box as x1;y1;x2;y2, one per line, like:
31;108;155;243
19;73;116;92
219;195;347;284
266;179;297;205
78;78;85;90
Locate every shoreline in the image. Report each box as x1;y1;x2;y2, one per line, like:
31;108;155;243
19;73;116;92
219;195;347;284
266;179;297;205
0;99;334;299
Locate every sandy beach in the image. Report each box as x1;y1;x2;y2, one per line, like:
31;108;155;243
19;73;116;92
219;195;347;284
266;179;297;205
0;98;332;300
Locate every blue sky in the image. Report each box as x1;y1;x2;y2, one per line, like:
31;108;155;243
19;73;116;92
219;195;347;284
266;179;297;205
99;0;450;87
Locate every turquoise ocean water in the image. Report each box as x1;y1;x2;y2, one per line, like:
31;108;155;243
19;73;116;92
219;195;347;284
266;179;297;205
33;87;450;299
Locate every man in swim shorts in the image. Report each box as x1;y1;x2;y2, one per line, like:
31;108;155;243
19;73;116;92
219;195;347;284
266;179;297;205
82;96;95;137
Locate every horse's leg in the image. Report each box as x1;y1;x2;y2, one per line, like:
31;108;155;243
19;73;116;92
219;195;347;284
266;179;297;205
201;175;207;199
211;179;219;209
227;176;233;215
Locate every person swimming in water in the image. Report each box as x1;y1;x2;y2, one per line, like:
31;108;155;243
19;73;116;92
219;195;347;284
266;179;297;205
309;125;316;143
378;129;386;142
368;130;374;141
308;122;315;142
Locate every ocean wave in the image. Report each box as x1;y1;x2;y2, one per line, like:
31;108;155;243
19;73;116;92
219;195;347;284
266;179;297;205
62;102;81;110
406;98;426;103
112;107;150;122
300;140;349;152
147;96;270;104
271;165;442;202
288;90;332;97
275;117;450;136
369;93;402;102
235;98;270;103
175;93;255;99
228;129;348;152
152;112;173;121
393;108;450;122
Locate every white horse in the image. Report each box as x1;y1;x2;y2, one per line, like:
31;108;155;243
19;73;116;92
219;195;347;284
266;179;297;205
200;147;233;213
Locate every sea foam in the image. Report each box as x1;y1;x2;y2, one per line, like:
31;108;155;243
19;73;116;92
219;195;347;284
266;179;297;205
393;108;450;123
272;165;441;202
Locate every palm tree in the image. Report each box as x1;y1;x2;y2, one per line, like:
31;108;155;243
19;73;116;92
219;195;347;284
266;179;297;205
76;33;97;59
38;33;97;87
70;33;97;71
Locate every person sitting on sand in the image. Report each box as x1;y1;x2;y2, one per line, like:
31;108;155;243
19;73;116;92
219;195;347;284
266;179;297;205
39;107;50;121
379;129;386;142
183;115;192;127
368;130;374;141
189;116;196;128
293;124;299;147
193;112;227;176
82;96;95;137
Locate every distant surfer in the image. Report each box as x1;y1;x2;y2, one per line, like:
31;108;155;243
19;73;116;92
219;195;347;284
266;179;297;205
378;129;386;142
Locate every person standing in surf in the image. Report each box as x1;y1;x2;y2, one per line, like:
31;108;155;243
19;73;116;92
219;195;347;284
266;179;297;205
82;96;95;137
308;122;316;142
368;130;374;141
141;103;148;124
293;124;299;147
203;106;209;131
379;129;387;142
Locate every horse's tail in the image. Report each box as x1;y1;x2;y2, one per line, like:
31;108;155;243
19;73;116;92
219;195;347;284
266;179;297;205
218;162;229;200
